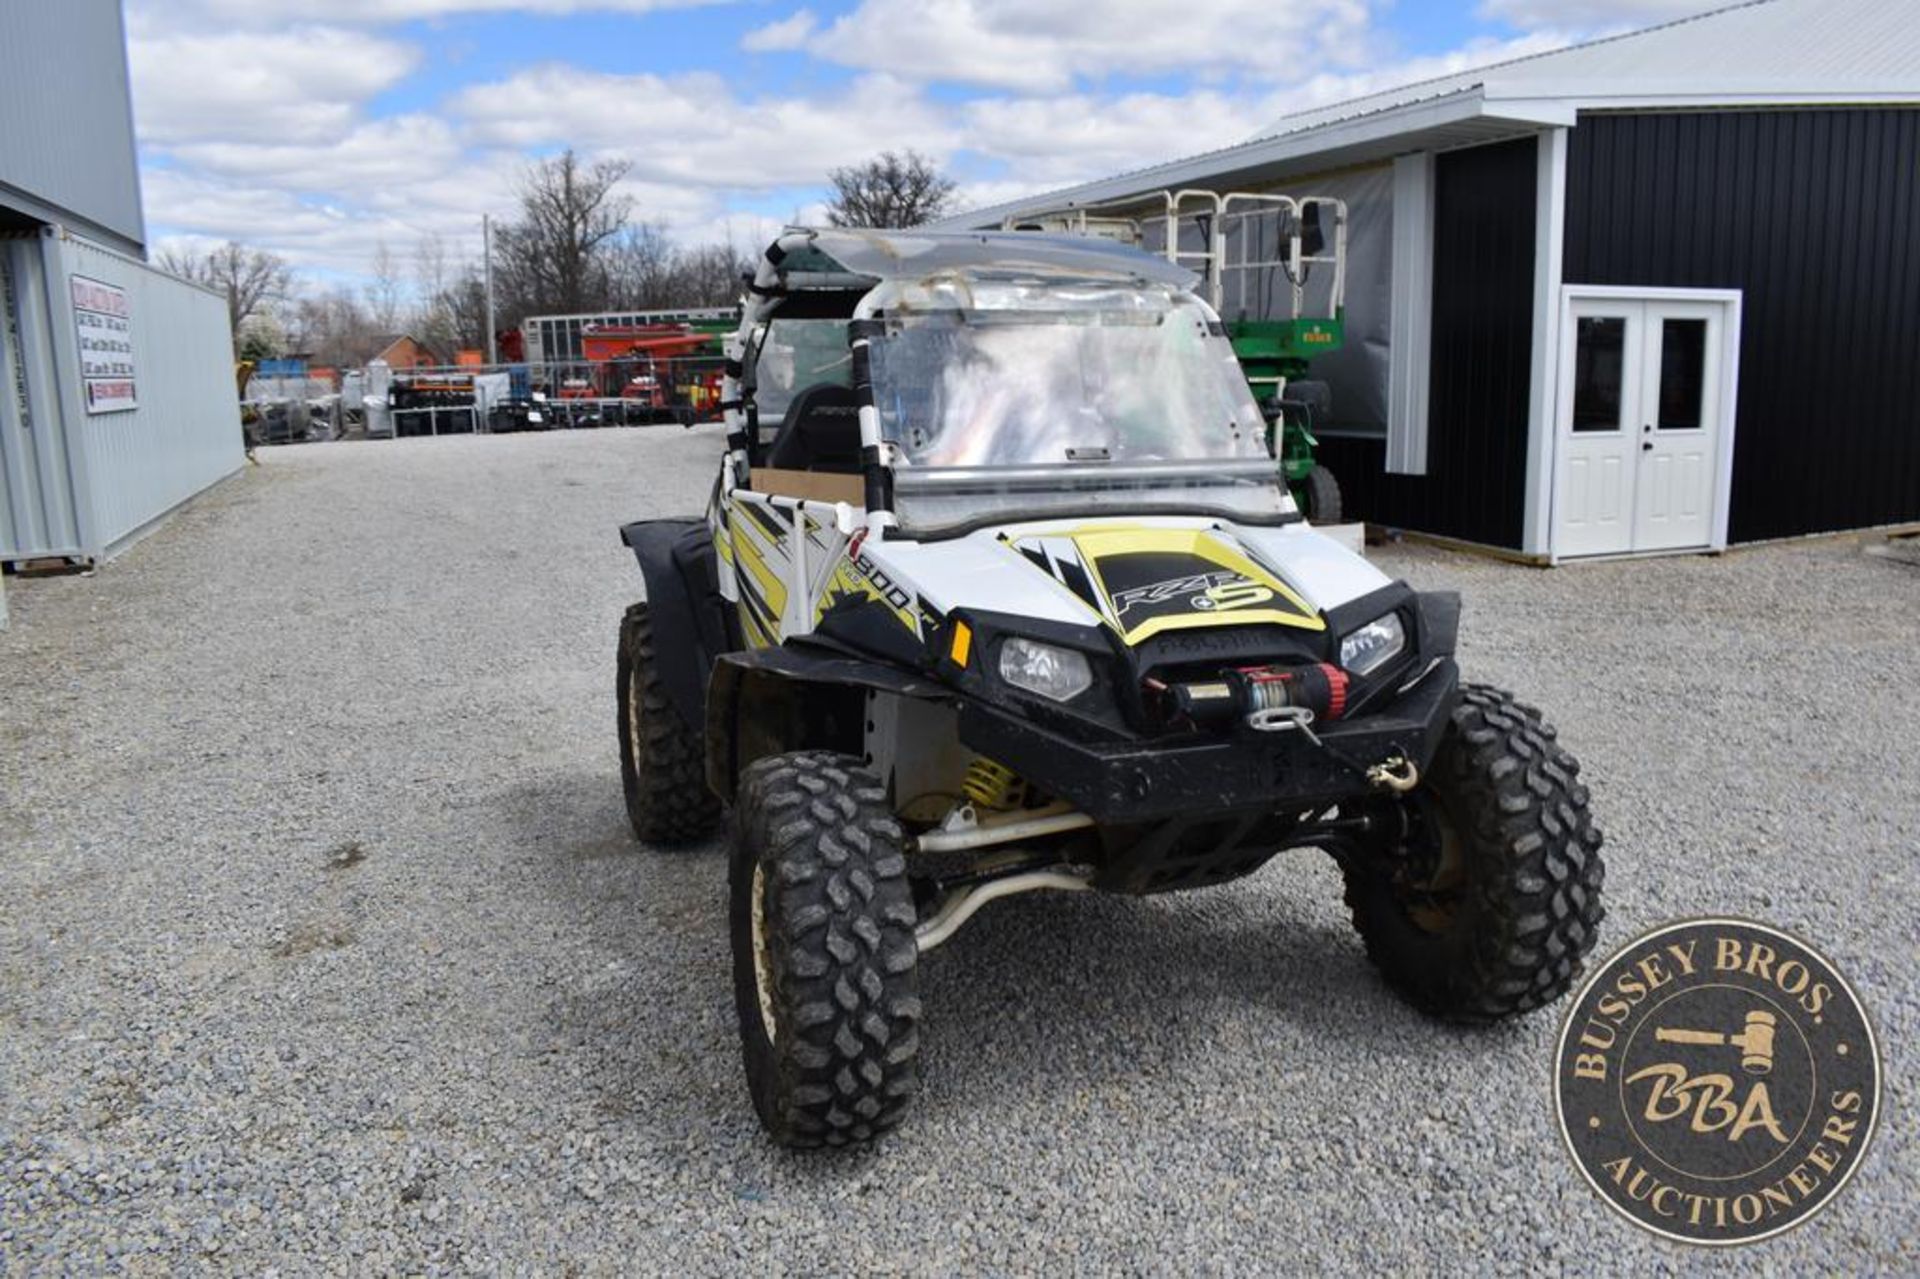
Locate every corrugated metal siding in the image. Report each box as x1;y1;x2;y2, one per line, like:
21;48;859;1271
1319;136;1538;548
1;230;241;561
0;235;84;556
1564;108;1920;542
54;234;243;554
0;4;145;254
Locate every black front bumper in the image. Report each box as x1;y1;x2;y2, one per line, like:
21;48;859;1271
956;658;1460;825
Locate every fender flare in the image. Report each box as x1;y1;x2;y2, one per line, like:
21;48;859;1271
705;643;949;803
620;518;712;730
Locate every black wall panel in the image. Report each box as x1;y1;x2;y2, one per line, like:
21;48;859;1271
1564;109;1920;542
1323;136;1538;548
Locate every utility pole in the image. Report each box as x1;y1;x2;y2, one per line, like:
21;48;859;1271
483;214;497;364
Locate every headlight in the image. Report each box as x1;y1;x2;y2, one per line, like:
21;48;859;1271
1338;612;1407;676
998;638;1093;702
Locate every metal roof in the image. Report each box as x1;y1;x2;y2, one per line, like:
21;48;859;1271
938;0;1920;231
783;228;1197;288
1253;0;1920;142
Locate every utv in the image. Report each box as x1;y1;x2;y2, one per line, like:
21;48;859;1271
615;229;1605;1148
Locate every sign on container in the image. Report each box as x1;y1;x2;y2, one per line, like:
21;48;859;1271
70;274;136;414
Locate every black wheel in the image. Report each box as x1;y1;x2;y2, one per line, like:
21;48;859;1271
1342;683;1604;1023
616;602;719;845
1302;465;1342;524
729;751;921;1147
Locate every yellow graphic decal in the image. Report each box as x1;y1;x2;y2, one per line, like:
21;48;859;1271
728;509;789;618
814;557;921;637
1008;523;1324;645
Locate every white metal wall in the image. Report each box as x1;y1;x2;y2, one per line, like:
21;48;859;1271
0;4;147;255
0;227;243;562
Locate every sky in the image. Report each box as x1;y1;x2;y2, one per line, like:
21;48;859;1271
124;0;1725;290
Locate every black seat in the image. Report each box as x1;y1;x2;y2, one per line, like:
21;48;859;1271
765;383;862;473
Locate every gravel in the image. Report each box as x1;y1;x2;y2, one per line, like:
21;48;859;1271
2;428;1915;1273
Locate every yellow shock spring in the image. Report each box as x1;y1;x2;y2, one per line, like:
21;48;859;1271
962;757;1027;810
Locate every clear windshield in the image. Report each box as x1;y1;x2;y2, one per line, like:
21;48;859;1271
869;285;1267;467
864;281;1290;532
752;318;852;420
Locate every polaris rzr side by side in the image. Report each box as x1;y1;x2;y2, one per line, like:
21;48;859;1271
614;229;1605;1148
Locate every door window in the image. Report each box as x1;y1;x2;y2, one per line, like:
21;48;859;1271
1656;318;1707;430
1571;316;1627;432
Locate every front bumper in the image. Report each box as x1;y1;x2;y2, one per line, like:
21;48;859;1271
956;658;1460;825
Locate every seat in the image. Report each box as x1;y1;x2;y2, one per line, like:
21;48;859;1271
765;383;862;473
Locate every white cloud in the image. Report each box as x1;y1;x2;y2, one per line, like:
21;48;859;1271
962;90;1259;182
127;23;419;145
1244;31;1576;135
142;168;445;274
162;115;471;194
140;0;729;24
743;0;1375;92
450;68;958;189
124;0;1620;289
1476;0;1714;26
741;8;818;50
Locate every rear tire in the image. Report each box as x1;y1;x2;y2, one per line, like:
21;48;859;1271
730;751;921;1148
616;602;719;846
1301;465;1342;524
1342;683;1604;1023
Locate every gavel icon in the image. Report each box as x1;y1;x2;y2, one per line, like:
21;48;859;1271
1655;1009;1778;1075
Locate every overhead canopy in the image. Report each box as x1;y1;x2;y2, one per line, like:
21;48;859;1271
775;228;1197;289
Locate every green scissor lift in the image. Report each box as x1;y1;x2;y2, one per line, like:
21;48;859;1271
1006;190;1348;523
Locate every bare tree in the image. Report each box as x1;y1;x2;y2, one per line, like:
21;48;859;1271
495;149;635;319
665;243;750;308
414;231;448;302
605;222;678;308
438;266;491;354
413;233;460;355
160;241;292;334
824;151;956;228
286;286;375;371
364;240;404;334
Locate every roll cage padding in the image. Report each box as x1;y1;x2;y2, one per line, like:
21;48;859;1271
620;518;732;730
704;643;949;803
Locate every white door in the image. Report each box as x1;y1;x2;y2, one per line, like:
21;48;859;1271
1555;294;1734;558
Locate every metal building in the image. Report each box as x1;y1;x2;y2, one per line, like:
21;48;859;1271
1;3;244;566
522;307;738;366
942;0;1920;561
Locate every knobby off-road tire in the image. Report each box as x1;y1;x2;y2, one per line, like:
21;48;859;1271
730;751;921;1148
616;602;720;846
1302;465;1343;525
1343;683;1605;1023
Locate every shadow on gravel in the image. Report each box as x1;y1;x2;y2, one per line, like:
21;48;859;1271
909;874;1470;1111
487;771;739;1140
494;775;1527;1144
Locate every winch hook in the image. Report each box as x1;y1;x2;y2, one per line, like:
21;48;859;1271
1367;754;1420;793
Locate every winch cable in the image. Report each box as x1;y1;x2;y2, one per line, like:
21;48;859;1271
1246;705;1419;793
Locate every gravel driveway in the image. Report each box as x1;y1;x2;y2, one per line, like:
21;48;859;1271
2;429;1914;1273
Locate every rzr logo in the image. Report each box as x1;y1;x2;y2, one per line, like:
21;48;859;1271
1111;571;1273;617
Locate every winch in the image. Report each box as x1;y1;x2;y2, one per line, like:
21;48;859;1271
1155;662;1350;731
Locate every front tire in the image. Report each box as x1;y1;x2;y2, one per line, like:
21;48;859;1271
729;752;922;1147
1301;465;1342;524
1342;684;1605;1023
616;602;719;846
